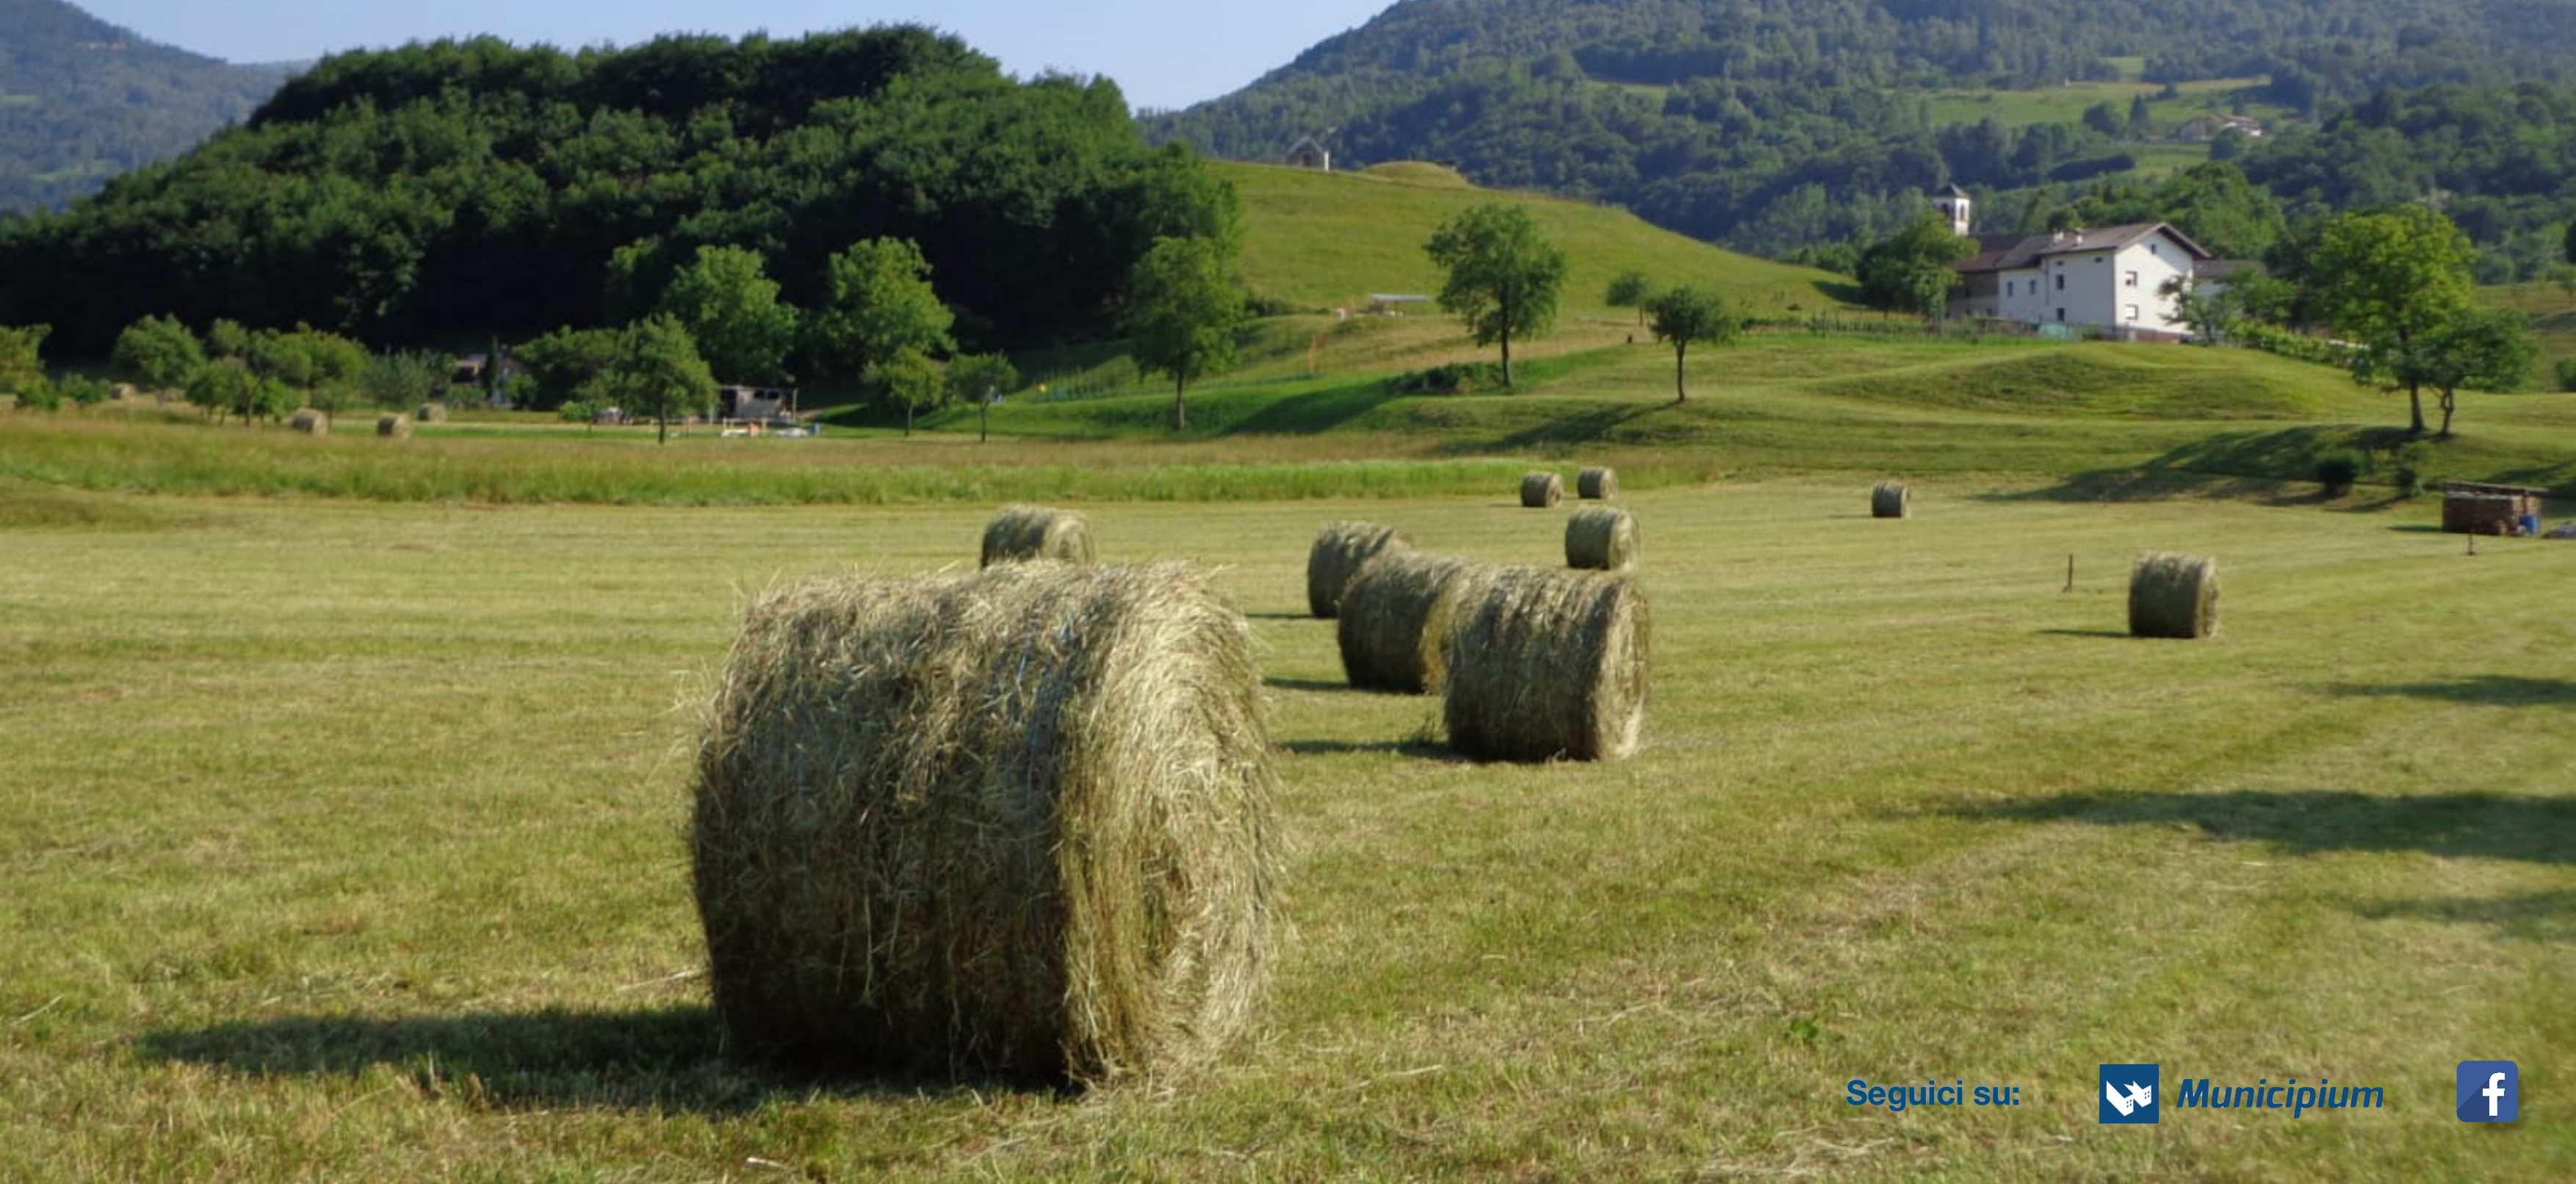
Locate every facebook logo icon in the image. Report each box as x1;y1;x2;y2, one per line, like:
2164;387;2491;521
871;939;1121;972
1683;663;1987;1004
2458;1061;2519;1123
2099;1064;2160;1125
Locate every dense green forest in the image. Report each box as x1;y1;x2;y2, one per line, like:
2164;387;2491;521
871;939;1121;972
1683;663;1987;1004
0;0;288;213
1150;0;2576;262
0;27;1236;355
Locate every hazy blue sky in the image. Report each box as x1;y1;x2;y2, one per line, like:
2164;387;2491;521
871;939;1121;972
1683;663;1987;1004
72;1;1396;112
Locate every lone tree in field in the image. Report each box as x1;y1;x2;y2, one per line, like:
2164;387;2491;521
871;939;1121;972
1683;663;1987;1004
1122;234;1245;431
1606;269;1652;327
111;315;204;392
2412;306;2536;438
870;345;948;438
946;352;1020;443
1645;285;1742;402
593;314;717;444
1856;211;1972;319
2307;205;2475;436
1426;203;1567;387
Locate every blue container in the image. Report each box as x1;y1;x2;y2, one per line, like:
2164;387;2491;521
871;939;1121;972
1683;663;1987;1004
2522;513;2541;536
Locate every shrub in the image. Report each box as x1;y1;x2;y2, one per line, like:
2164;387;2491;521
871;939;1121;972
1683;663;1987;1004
2315;449;2367;494
2556;357;2576;393
2389;441;2433;499
1390;361;1504;394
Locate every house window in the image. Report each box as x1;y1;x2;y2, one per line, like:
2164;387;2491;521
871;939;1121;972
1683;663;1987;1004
2056;308;2067;322
2150;243;2162;257
2124;304;2141;322
2124;270;2139;288
2005;281;2015;297
2054;274;2065;292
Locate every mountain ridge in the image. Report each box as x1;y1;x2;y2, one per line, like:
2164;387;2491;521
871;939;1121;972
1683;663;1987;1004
0;0;290;212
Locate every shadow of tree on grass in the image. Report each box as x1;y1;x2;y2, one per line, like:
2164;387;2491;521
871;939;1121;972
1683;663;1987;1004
1931;787;2576;866
2317;675;2576;707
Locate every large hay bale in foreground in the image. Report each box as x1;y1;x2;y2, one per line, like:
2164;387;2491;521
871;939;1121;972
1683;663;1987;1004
1337;552;1489;693
1577;466;1620;500
981;505;1094;567
1443;566;1650;762
692;563;1279;1085
289;408;328;436
375;413;412;439
1872;480;1911;519
1520;472;1564;508
2129;552;2220;639
1305;521;1413;618
1565;508;1639;571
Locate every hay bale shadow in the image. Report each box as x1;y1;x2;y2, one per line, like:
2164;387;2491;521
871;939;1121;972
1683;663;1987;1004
1264;676;1360;693
2351;889;2576;942
1277;737;1465;762
138;1006;1056;1114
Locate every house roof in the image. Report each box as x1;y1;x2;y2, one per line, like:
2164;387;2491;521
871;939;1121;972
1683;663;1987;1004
1952;223;2214;274
1935;183;1972;200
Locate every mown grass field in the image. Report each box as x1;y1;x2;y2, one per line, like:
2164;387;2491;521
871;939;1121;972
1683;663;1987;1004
1;466;2571;1180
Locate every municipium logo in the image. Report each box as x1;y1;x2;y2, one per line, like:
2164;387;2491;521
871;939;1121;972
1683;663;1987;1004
2099;1064;2161;1125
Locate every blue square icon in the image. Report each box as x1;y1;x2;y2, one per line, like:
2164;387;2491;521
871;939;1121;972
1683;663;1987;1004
2458;1061;2519;1123
2100;1063;2160;1124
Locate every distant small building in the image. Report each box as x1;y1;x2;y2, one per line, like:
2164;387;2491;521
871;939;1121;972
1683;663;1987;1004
2171;115;2266;142
1285;134;1332;172
449;353;526;388
718;384;797;424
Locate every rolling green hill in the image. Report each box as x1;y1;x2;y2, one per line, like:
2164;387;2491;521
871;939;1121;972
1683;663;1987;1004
1218;160;1847;320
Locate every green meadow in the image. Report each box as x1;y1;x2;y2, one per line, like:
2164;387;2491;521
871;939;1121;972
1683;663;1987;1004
2;463;2572;1180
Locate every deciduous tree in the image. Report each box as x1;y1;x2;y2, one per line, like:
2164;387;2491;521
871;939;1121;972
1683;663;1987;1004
0;323;48;401
1605;270;1652;327
1425;203;1567;387
657;245;797;386
1644;285;1742;402
589;314;717;444
945;352;1020;442
110;315;205;392
1856;212;1971;319
2308;206;2475;434
2412;306;2536;438
869;345;948;438
812;237;954;382
1122;235;1245;430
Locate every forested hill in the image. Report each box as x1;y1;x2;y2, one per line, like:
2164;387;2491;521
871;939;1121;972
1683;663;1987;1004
1149;0;2576;257
0;0;289;212
0;28;1238;355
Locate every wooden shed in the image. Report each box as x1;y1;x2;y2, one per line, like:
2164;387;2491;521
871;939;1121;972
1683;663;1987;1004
2441;482;2548;535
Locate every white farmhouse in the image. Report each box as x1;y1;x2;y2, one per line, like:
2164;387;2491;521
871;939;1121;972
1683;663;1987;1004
1948;222;2215;339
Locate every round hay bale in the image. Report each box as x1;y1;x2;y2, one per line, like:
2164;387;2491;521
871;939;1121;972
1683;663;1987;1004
1520;471;1565;508
1872;481;1911;519
980;505;1094;568
1305;521;1413;618
416;402;449;423
2128;552;2220;639
1564;507;1639;571
289;408;328;436
692;563;1280;1085
1336;552;1490;693
1443;566;1650;762
375;413;413;439
1577;466;1619;500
